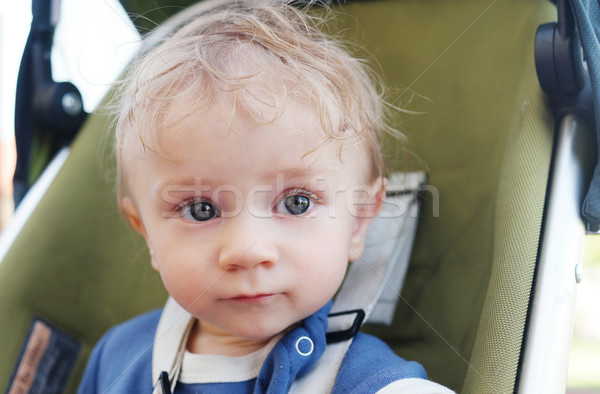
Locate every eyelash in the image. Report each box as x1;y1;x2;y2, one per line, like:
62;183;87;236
175;198;219;222
274;188;320;216
284;188;319;201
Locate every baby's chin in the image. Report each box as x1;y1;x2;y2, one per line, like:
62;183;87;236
220;321;290;342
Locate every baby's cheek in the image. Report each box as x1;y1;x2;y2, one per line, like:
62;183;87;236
309;258;347;297
156;262;194;298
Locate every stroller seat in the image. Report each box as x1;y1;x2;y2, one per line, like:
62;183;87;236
1;0;593;392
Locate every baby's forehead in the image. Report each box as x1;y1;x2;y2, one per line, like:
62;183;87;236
136;85;340;148
166;83;325;130
120;95;369;179
184;101;317;140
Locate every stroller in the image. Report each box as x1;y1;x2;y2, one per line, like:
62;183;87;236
1;0;598;392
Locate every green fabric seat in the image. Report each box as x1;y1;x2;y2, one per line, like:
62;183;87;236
0;0;561;392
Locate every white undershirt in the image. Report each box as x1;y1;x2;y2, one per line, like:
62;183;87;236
179;335;282;384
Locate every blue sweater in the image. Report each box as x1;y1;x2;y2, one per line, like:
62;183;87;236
78;303;426;393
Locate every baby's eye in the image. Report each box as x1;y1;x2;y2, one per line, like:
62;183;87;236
180;200;219;222
276;194;314;216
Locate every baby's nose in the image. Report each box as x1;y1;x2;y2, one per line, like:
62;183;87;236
217;217;278;270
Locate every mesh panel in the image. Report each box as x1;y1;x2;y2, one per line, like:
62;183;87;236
462;59;554;393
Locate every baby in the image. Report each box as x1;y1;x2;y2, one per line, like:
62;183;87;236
78;1;453;392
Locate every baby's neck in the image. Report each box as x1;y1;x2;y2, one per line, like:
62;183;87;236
186;319;273;356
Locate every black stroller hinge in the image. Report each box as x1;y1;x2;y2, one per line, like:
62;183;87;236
534;0;594;124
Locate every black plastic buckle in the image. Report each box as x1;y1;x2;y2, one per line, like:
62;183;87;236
325;309;365;344
156;371;172;394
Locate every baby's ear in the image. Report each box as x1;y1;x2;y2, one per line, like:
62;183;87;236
121;198;159;270
120;197;147;238
348;177;386;261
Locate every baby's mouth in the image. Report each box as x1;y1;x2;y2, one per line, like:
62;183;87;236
228;294;277;303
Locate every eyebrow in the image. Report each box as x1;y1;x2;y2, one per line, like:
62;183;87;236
151;178;208;203
152;166;338;196
262;166;338;181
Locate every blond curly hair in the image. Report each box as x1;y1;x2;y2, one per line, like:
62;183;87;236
114;0;400;199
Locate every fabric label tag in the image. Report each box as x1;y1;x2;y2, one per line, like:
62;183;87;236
8;317;81;394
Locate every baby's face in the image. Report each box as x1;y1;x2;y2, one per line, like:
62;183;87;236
122;98;382;341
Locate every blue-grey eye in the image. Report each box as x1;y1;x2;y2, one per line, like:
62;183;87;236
182;201;218;222
282;195;311;215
